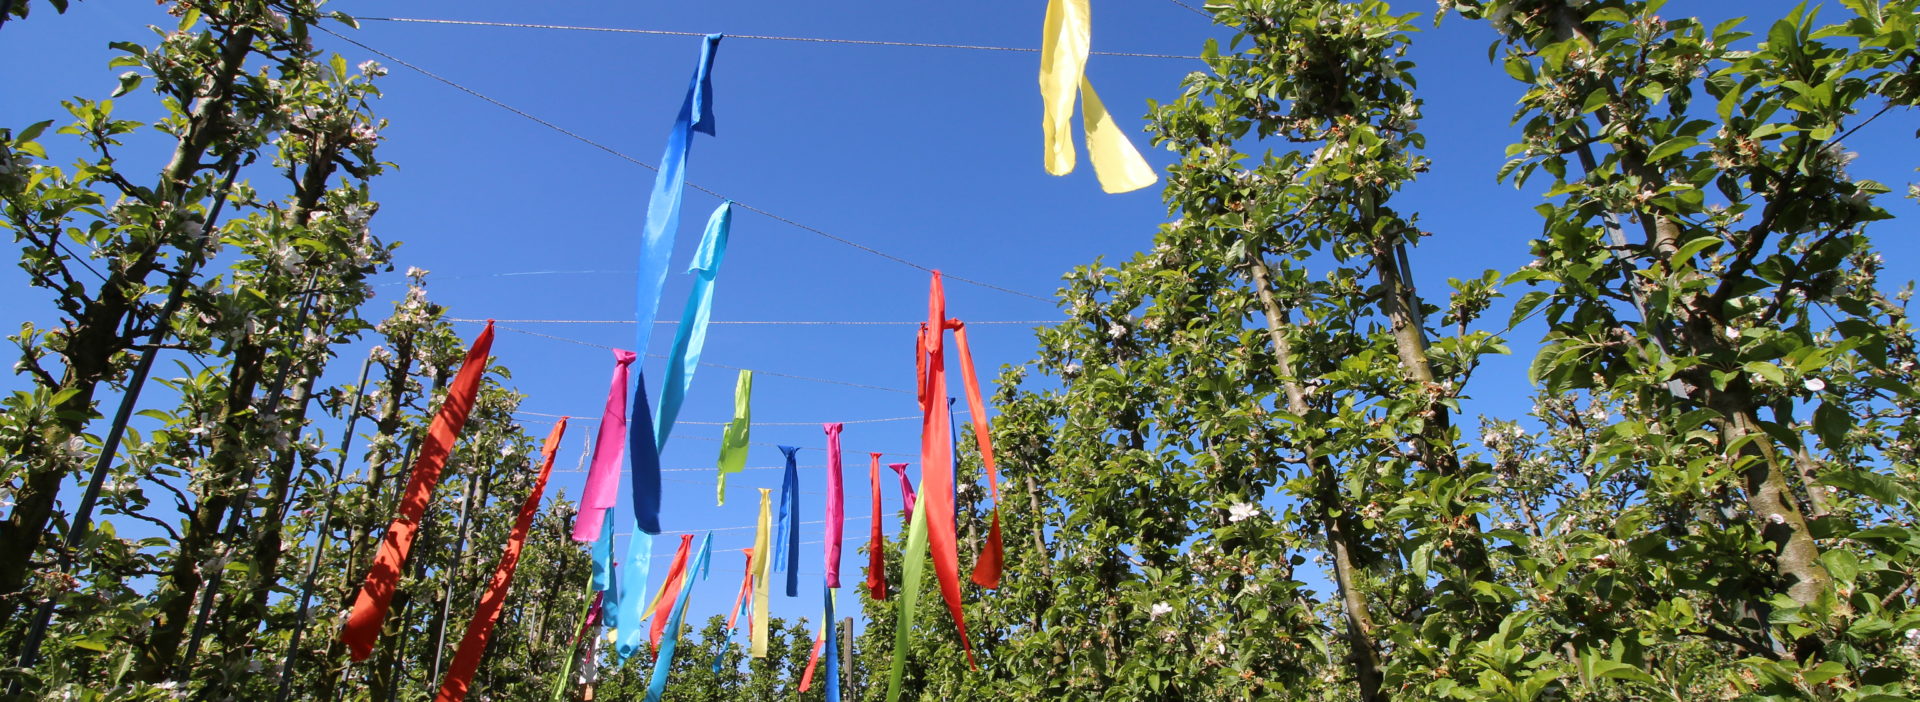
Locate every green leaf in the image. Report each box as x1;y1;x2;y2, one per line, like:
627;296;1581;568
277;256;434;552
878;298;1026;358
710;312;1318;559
1645;137;1699;163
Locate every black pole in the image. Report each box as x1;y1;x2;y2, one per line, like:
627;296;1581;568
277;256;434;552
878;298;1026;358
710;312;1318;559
273;349;374;701
13;160;243;674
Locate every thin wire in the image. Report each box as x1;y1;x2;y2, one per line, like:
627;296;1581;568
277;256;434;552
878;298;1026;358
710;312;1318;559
485;324;918;394
512;409;927;426
355;16;1209;60
1162;0;1215;19
314;25;1053;304
448;317;1058;327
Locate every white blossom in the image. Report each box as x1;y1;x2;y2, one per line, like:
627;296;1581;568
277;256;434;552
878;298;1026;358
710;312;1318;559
1803;377;1827;392
1149;602;1173;620
1227;502;1260;523
357;60;388;77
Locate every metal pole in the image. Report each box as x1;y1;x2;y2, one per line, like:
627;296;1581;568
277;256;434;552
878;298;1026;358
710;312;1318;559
274;350;375;701
428;473;484;686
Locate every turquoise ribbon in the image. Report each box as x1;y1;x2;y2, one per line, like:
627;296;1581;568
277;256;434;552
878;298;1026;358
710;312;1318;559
644;532;713;702
614;531;654;659
654;200;733;449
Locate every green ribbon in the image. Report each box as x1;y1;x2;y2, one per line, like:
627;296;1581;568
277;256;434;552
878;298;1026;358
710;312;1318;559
715;369;752;504
885;498;929;702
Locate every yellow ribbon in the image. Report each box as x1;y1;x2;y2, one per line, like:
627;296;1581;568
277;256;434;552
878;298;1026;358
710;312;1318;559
1040;0;1156;193
749;488;773;657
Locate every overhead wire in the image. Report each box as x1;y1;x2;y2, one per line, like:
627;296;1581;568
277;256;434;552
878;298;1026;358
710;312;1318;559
354;16;1210;60
313;24;1055;304
448;316;1058;326
471;322;917;394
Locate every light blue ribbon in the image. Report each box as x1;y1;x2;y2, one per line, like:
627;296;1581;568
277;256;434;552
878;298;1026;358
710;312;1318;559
591;519;619;632
614;531;654;659
654;201;732;449
644;532;713;702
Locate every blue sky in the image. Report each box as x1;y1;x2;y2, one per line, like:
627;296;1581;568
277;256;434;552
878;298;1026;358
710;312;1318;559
5;0;1918;665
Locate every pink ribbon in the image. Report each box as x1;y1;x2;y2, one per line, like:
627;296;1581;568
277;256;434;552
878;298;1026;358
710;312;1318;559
573;349;637;541
824;423;845;588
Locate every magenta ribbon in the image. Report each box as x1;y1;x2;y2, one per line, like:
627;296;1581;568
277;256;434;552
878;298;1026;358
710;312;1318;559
823;423;845;588
887;462;916;516
573;349;637;542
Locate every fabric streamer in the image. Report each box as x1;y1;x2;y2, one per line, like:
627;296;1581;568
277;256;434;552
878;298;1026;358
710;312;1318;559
710;548;755;673
434;418;568;702
825;586;841;702
341;321;495;661
799;587;842;700
1039;0;1156;193
613;530;653;656
594;520;619;630
824;423;845;588
884;499;930;702
916;272;977;667
799;604;826;691
648;534;695;652
950;321;1005;588
630;32;722;364
629;371;663;535
573;350;637;542
548;585;602;702
617;373;661;657
774;445;802;596
715;370;752;504
750;488;773;657
643;533;712;702
655;201;734;449
888;462;917;516
866;452;888;600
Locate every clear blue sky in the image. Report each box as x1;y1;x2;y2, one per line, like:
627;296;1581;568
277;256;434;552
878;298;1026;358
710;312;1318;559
4;0;1917;660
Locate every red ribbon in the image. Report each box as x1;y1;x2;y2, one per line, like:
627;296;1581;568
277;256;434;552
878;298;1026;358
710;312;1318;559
865;452;888;600
649;534;696;654
434;418;568;702
951;322;1004;589
917;273;976;668
342;321;496;661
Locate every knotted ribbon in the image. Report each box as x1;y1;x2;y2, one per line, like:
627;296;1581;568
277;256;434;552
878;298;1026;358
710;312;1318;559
774;445;802;596
1039;0;1156;193
749;488;773;657
715;370;752;503
865;452;888;600
573;350;636;542
647;534;695;652
342;321;494;661
888;462;917;516
824;423;845;588
643;532;712;702
434;418;567;702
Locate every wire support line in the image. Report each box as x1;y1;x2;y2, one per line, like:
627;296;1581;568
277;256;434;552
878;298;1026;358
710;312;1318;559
447;316;1060;326
512;409;927;426
480;323;916;394
354;16;1210;60
1162;0;1215;18
315;25;1052;304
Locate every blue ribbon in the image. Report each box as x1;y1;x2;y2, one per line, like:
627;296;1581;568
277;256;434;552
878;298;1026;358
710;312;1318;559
631;33;723;364
643;532;713;702
654;201;733;450
591;519;619;633
773;445;802;596
615;374;662;658
824;583;841;702
617;34;720;657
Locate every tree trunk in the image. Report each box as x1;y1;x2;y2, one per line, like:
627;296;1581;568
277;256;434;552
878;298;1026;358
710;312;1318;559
1247;254;1386;701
